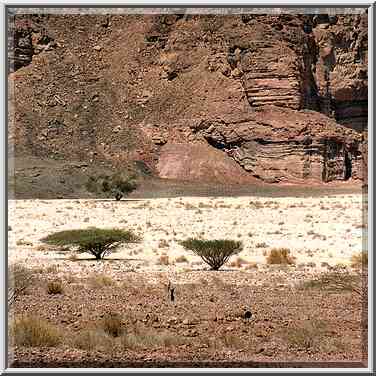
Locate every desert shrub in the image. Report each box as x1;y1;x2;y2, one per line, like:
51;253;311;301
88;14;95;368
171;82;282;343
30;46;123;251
101;313;123;337
8;264;34;306
266;248;296;265
40;227;141;260
10;315;61;347
16;239;33;246
89;274;115;288
157;253;169;266
158;239;169;248
180;239;243;270
255;242;268;248
229;257;248;268
351;251;368;268
175;255;188;263
47;280;63;295
85;171;138;201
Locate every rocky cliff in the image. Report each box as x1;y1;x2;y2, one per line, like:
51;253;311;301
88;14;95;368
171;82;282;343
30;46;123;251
8;11;368;186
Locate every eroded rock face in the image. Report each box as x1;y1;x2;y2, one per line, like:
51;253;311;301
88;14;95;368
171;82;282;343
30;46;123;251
9;12;367;185
156;143;257;184
312;14;368;132
184;106;363;183
8;15;56;73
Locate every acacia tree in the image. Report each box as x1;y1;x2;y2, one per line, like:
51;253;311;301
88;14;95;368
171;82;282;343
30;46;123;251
180;239;243;270
86;172;138;201
41;227;141;260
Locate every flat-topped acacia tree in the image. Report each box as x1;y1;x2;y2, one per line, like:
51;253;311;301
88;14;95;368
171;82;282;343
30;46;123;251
180;239;243;270
40;227;141;260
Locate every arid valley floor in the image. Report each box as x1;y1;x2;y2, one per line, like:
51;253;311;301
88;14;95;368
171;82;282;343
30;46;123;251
8;192;368;367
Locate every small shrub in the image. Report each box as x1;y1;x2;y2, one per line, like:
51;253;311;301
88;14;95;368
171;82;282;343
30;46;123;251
255;242;268;248
180;239;243;271
266;248;296;265
16;239;33;246
41;227;141;260
86;171;138;201
89;274;115;288
175;255;188;263
158;239;169;248
10;315;61;347
229;257;248;268
351;251;368;268
184;203;197;210
8;264;34;306
157;254;169;266
47;280;63;295
101;313;123;337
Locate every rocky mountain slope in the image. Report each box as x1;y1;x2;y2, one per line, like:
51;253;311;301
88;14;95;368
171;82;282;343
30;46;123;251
8;11;368;188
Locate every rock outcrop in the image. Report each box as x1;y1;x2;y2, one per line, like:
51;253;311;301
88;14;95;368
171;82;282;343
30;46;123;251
156;143;258;184
186;106;363;183
8;11;368;186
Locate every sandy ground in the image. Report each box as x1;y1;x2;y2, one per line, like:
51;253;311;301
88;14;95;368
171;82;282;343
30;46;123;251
8;194;368;367
8;194;366;283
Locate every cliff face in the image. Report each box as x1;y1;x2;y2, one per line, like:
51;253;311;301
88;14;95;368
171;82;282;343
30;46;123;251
8;11;367;185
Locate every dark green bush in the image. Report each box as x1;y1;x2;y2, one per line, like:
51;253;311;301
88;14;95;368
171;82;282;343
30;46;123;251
86;172;138;201
180;239;243;270
40;227;141;260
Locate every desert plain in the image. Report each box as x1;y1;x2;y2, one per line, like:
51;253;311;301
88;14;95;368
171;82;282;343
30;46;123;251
8;192;368;367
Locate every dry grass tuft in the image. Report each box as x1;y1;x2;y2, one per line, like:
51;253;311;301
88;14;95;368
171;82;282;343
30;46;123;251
16;239;33;246
350;251;368;268
175;255;188;263
9;264;34;305
47;280;64;295
229;257;248;268
255;242;268;248
10;315;61;347
157;253;170;266
158;239;169;248
101;313;124;337
73;329;113;351
89;274;115;288
266;248;296;265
